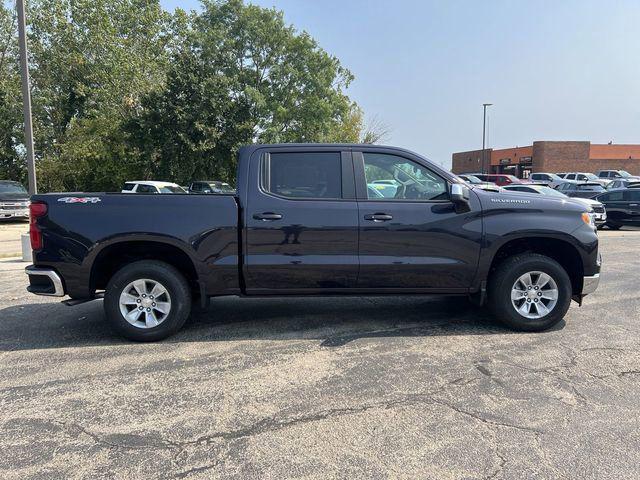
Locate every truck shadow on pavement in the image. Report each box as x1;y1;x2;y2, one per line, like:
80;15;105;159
0;296;565;352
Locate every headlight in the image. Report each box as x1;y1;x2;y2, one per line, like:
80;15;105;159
581;211;596;229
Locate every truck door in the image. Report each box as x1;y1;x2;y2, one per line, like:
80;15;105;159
624;190;640;223
353;149;482;290
244;148;359;292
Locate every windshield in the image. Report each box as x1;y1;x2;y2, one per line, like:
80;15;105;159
505;175;520;182
0;182;27;194
535;186;567;198
460;175;482;184
546;174;563;181
584;173;599;180
159;186;186;193
619;170;632;178
209;182;235;193
577;184;605;191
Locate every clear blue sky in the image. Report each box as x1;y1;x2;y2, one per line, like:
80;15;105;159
160;0;640;168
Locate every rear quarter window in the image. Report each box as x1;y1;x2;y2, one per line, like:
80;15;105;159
123;183;135;191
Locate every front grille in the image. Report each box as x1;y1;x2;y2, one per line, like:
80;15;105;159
0;204;27;210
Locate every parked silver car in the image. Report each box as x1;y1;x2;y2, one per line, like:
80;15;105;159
503;184;607;227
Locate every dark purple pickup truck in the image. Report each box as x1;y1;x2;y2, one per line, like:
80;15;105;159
26;144;600;341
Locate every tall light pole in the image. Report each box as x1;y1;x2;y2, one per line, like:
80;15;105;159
17;0;37;194
481;103;492;174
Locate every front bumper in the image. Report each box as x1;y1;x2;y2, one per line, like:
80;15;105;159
581;274;600;295
580;250;601;296
592;212;607;226
25;266;65;297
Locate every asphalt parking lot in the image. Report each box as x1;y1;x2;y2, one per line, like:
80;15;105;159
0;220;27;258
0;229;639;479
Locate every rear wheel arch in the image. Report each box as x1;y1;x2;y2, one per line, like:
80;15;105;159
90;240;199;294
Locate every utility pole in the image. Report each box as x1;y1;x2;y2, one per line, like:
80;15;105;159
17;0;37;194
481;103;492;174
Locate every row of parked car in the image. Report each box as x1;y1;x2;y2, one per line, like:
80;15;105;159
121;180;235;195
458;169;640;230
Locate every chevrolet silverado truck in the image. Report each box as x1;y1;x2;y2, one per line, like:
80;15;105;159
25;144;601;341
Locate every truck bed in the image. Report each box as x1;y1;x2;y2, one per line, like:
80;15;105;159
31;193;241;299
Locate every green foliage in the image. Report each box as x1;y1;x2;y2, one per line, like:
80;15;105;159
0;4;25;182
0;0;381;191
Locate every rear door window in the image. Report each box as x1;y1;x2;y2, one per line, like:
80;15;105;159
263;152;342;199
624;190;640;201
602;191;624;201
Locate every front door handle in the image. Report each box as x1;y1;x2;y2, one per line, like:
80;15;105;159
364;213;393;222
253;212;283;221
629;203;639;207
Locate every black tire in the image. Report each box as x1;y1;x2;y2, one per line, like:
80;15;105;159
104;260;192;341
606;222;622;230
488;253;572;332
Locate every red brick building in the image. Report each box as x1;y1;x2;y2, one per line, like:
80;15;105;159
452;141;640;179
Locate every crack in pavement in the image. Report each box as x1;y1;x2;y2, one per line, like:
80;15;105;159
55;421;180;451
49;374;545;479
427;398;545;435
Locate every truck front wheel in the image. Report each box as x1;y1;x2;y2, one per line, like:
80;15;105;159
104;260;192;341
488;254;572;332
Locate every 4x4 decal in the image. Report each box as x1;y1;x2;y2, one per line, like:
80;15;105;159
57;197;101;204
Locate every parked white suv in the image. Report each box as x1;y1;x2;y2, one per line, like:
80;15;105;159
529;173;565;188
121;181;186;194
561;172;610;187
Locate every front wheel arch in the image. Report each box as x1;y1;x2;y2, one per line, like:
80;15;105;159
487;237;584;296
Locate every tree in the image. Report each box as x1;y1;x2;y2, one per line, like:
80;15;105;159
127;0;365;185
0;4;24;182
26;0;182;190
1;0;380;191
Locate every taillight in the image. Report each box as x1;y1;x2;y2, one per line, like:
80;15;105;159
29;202;47;251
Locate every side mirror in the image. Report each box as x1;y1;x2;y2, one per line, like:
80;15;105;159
450;183;470;212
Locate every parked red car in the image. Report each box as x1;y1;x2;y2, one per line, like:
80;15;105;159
475;174;524;186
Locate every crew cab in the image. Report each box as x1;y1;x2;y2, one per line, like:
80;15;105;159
25;144;601;341
595;188;640;230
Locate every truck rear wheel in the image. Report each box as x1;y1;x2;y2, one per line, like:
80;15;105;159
104;260;191;341
488;254;572;332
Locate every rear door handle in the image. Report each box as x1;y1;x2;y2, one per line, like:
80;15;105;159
364;213;393;222
253;212;283;221
630;203;639;207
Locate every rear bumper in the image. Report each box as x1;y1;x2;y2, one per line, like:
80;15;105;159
25;266;65;297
